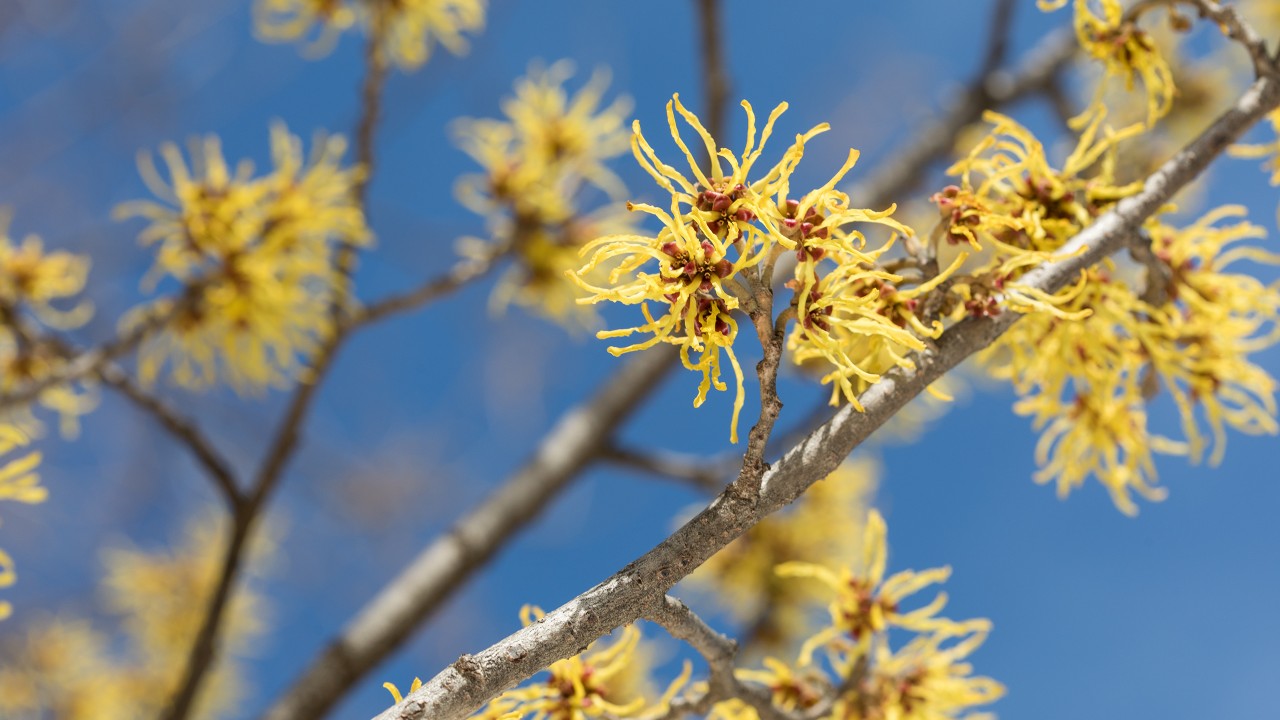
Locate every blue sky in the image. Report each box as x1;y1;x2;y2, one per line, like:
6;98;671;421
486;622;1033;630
1;0;1278;718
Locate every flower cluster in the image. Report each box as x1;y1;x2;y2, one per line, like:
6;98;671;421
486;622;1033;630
454;61;636;326
0;512;271;719
710;509;1003;720
1040;0;1177;128
254;0;486;71
0;426;42;622
384;605;691;719
115;123;370;394
686;460;877;655
942;112;1280;513
0;211;97;431
572;97;919;441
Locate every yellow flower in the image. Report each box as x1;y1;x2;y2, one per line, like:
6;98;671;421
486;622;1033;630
468;605;691;720
982;204;1280;514
0;211;97;431
254;0;358;56
574;96;910;441
1043;0;1177;128
688;460;877;654
0;425;42;622
0;512;271;719
1142;208;1280;466
854;625;1005;720
254;0;485;71
777;510;964;665
115;123;369;394
454;62;634;327
734;657;827;713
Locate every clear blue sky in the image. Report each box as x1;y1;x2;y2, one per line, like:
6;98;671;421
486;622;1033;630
1;1;1277;718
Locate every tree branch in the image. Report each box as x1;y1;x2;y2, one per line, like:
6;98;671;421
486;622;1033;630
601;444;733;493
376;65;1280;720
644;595;802;720
96;362;243;510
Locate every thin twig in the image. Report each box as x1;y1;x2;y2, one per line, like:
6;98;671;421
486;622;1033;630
376;65;1280;720
601;444;733;492
350;245;508;329
0;301;175;411
645;595;802;720
96;362;243;510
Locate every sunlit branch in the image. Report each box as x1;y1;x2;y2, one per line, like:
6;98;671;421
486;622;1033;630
377;63;1280;720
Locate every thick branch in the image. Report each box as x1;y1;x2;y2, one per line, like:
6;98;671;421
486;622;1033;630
377;68;1280;720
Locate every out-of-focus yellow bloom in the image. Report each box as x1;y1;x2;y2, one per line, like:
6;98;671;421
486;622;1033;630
733;657;827;714
573;96;910;442
0;211;97;431
115;123;370;394
254;0;485;71
1042;0;1177;128
0;512;272;720
849;625;1005;720
718;512;1001;720
0;426;42;621
777;510;964;665
454;61;634;327
463;605;691;720
687;460;876;655
254;0;358;56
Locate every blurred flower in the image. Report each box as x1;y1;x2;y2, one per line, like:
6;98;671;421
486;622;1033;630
254;0;486;71
777;510;965;665
0;511;272;720
0;426;42;622
1042;0;1176;128
115;123;370;394
0;210;97;432
853;624;1004;720
454;61;635;327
